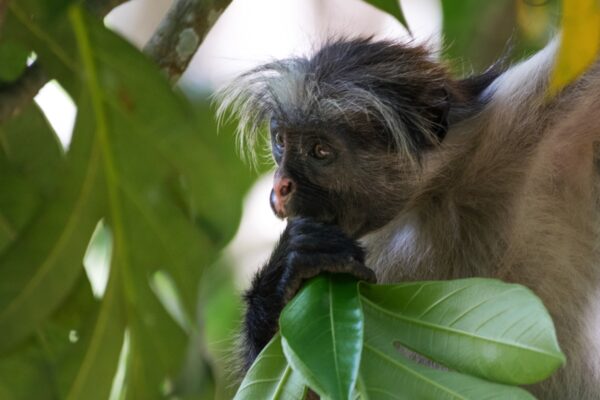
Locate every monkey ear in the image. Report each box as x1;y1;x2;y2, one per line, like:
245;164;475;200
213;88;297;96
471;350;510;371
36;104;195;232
458;66;501;99
443;64;504;133
432;87;450;143
401;86;451;150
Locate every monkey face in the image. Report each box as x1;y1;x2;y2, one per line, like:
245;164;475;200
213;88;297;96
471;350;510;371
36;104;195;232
217;38;495;236
268;117;413;238
268;118;340;222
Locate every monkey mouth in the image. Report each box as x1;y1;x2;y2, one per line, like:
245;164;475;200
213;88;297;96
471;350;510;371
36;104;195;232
269;188;343;228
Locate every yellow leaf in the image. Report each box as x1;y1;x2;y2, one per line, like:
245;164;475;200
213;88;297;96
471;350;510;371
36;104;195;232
549;0;600;95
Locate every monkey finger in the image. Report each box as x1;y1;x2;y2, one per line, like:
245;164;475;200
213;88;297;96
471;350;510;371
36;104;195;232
281;256;376;302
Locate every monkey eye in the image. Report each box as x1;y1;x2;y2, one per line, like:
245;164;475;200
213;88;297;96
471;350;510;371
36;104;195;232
311;143;332;160
275;132;284;148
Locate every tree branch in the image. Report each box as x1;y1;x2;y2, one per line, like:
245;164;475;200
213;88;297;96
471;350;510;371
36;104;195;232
1;0;227;122
143;0;232;83
0;62;47;122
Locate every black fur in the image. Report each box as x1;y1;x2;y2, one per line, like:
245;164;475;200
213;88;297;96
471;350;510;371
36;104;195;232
232;38;501;373
241;218;375;369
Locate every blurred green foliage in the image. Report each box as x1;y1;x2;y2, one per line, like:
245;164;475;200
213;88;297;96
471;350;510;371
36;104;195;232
0;0;593;399
0;1;252;399
442;0;560;73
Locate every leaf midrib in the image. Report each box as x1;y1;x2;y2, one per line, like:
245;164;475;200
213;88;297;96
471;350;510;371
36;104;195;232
66;269;123;400
328;278;345;399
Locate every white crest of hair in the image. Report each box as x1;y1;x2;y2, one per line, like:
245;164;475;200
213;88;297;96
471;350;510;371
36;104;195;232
214;43;432;167
214;62;286;166
362;36;600;399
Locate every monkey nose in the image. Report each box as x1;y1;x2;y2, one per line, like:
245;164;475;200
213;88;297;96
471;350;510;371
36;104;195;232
275;176;293;199
271;177;294;218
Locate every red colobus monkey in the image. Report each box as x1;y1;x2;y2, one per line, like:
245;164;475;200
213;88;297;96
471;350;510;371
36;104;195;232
218;38;600;399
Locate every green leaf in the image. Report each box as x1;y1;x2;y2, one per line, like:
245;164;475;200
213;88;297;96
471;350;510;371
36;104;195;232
363;0;409;30
38;273;119;400
182;99;255;247
0;104;64;253
280;275;363;400
6;0;80;93
2;1;252;398
70;8;251;310
0;339;57;399
0;274;98;400
195;260;244;399
0;98;103;354
0;40;30;82
40;0;78;19
66;6;253;397
360;279;566;385
442;0;516;73
0;172;39;253
359;341;535;400
549;0;600;95
0;103;64;196
68;9;197;397
234;334;307;400
65;270;126;400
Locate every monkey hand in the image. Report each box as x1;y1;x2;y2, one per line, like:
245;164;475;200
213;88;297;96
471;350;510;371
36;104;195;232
241;217;376;370
275;217;376;301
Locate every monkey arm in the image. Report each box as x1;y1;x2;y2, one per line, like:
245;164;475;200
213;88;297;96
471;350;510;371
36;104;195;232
240;239;288;371
240;218;375;371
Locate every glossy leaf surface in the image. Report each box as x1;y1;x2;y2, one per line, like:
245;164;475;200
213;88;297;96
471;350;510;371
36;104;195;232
280;275;363;400
243;278;566;398
359;342;535;400
234;334;306;400
359;279;565;385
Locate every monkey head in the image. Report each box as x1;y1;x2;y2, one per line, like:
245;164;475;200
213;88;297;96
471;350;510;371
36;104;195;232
218;38;495;238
